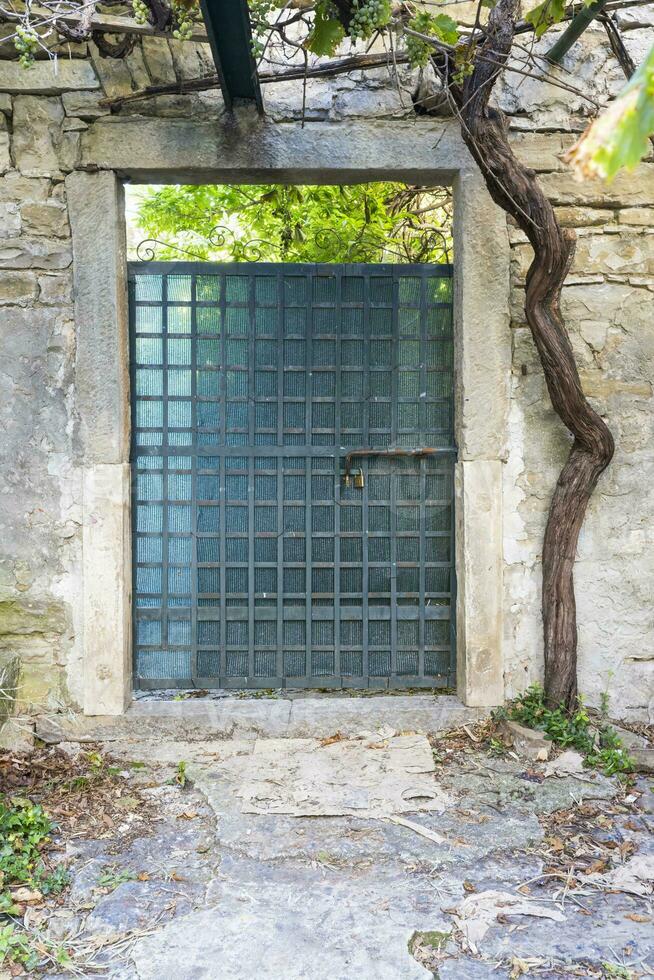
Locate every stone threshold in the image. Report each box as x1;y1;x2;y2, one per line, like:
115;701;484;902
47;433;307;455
33;694;491;744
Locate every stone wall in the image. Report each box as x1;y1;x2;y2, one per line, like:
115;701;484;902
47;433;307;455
0;11;652;718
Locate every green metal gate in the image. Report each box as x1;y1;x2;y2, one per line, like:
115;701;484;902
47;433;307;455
129;262;456;689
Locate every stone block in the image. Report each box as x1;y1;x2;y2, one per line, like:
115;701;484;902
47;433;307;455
0;93;11;115
0;60;99;94
168;39;214;81
0;128;9;174
0;173;51;203
21;202;70;238
555;206;617;228
0;236;71;270
573;232;654;276
630;749;654;774
62;90;109;120
263;80;333;123
0;718;35;753
125;46;151;91
141;37;176;85
89;42;135;101
57;130;81;172
498;719;551;760
12;96;65;177
329;86;407;120
619;208;654;227
37;272;73;306
539;165;654;207
62;117;88;132
0;201;20;237
510;132;574;173
0;270;38;306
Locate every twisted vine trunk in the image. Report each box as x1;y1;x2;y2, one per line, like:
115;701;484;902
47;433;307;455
445;0;614;708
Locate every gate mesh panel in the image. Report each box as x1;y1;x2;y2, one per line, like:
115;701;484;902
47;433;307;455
129;263;456;689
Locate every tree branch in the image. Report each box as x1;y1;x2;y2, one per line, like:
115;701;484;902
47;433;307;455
438;0;614;708
99;50;411;109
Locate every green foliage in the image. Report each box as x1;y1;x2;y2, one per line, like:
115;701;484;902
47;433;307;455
503;684;634;777
406;11;459;68
175;760;188;788
0;796;70;936
0;796;52;889
566;43;654;182
525;0;566;38
602;964;633;980
0;922;72;972
306;2;346;55
0;923;39;971
97;866;137;891
40;865;71;896
488;736;508;757
135;183;452;264
526;0;599;37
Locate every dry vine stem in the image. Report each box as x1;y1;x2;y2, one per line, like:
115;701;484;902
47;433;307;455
433;0;614;708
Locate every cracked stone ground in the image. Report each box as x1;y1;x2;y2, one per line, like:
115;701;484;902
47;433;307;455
2;728;653;980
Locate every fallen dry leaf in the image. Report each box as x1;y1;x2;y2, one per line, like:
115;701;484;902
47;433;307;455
625;912;650;923
9;887;43;904
319;733;345;747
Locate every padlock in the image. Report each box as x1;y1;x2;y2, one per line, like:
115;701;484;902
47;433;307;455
353;468;365;489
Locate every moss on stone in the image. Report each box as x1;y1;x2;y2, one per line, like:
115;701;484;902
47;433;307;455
408;929;451;955
0;598;67;636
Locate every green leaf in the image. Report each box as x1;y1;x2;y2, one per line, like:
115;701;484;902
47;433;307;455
566;43;654;181
430;13;459;45
306;5;345;56
406;11;459;68
525;0;566;37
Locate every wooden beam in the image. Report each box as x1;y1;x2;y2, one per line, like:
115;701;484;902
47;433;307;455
12;4;208;41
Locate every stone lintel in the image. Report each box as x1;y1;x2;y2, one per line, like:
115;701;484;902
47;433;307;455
81;116;470;183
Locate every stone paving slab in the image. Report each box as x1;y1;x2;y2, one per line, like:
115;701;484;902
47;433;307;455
33;732;654;980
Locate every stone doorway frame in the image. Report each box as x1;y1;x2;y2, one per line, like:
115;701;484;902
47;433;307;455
66;116;510;716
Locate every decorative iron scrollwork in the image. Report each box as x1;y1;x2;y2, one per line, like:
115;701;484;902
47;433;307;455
135;223;451;264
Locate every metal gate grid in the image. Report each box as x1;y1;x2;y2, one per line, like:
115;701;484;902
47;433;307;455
128;262;456;690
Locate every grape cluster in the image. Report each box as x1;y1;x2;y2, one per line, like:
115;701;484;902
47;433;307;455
348;0;391;42
171;0;199;41
405;33;431;69
248;0;276;59
14;26;39;68
131;0;150;26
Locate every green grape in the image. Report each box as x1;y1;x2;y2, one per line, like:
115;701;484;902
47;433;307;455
248;0;277;58
170;0;200;41
132;0;150;25
348;0;391;42
14;25;39;68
